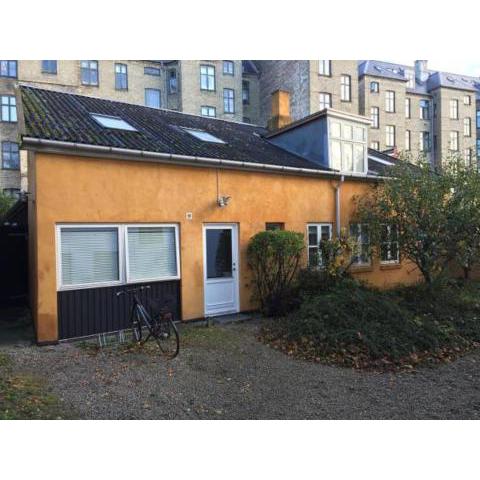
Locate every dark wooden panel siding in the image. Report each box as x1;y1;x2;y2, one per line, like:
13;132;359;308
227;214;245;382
57;281;181;340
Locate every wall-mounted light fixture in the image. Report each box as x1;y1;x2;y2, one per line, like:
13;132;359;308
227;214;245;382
217;195;231;208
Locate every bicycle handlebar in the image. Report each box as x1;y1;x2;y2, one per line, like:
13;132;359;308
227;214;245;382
116;285;151;297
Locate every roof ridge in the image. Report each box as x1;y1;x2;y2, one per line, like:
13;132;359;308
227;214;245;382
18;83;262;128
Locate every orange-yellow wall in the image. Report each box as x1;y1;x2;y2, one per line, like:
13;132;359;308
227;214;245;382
29;152;422;343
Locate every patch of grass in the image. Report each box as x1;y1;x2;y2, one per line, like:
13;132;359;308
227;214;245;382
0;371;71;420
0;352;10;368
181;324;240;349
260;279;480;371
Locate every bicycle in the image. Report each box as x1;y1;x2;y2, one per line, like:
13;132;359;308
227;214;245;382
116;285;180;358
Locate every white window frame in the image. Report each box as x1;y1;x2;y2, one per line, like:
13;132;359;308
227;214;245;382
307;223;333;268
319;92;331;110
405;130;411;151
385;125;395;148
464;117;472;137
124;224;181;284
450;131;459;151
55;223;180;291
350;223;371;266
450;99;459;120
340;75;351;102
371;107;379;128
385;91;395;113
319;60;331;76
405;98;411;119
464;95;471;106
380;224;400;265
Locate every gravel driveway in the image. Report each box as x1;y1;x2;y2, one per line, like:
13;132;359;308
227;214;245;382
2;320;480;419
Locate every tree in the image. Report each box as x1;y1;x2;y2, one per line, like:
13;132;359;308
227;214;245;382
247;230;304;315
0;191;14;219
356;156;453;284
443;159;480;279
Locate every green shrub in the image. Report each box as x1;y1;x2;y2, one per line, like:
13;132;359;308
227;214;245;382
261;280;480;369
247;230;304;316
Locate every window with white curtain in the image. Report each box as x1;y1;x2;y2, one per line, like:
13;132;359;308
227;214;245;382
126;226;178;282
59;227;120;287
57;224;180;289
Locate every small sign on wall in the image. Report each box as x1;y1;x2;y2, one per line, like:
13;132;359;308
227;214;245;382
186;212;193;220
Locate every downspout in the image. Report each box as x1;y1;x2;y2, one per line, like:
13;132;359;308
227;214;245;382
334;175;345;237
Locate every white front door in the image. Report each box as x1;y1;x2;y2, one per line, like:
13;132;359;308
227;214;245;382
203;224;239;316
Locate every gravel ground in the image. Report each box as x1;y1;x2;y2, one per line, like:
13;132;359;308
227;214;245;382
2;320;480;419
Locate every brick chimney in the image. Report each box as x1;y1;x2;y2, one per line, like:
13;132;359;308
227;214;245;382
268;89;292;131
414;60;428;83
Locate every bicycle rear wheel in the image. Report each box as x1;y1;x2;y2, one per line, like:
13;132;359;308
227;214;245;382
131;307;143;342
154;317;180;359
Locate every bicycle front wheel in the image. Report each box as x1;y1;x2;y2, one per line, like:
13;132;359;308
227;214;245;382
154;318;180;359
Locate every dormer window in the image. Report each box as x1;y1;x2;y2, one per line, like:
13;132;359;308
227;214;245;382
329;119;367;174
90;113;137;131
182;127;225;144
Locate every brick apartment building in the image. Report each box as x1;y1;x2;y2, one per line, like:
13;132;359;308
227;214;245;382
1;59;479;196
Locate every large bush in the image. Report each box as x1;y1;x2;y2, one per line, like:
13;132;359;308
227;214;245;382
260;280;480;369
247;230;304;315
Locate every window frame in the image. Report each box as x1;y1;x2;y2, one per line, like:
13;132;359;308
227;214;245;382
80;60;99;86
145;88;161;109
266;223;285;231
450;131;459;151
1;141;20;170
307;223;333;268
464;95;471;106
464;117;472;137
370;106;379;129
319;92;332;110
385;125;395;148
405;98;411;119
370;81;379;93
168;69;178;94
419;99;430;120
144;66;161;76
349;223;371;266
55;223;181;291
242;80;250;105
380;224;400;265
200;64;216;91
385;90;395;113
449;99;459;120
340;75;351;102
1;95;17;123
370;141;380;150
41;60;57;74
223;88;235;114
319;60;331;76
223;60;235;76
420;131;430;152
114;63;128;90
201;105;216;117
0;60;17;78
405;130;411;151
124;224;181;284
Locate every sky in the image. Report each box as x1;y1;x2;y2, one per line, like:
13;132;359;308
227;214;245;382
393;59;480;77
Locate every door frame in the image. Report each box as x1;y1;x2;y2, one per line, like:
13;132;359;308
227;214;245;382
202;223;240;317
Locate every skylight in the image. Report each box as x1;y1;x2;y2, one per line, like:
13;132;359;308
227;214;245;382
182;127;226;144
91;113;137;131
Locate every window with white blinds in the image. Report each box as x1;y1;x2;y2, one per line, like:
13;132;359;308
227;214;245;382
127;226;178;281
57;224;180;289
59;227;120;287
